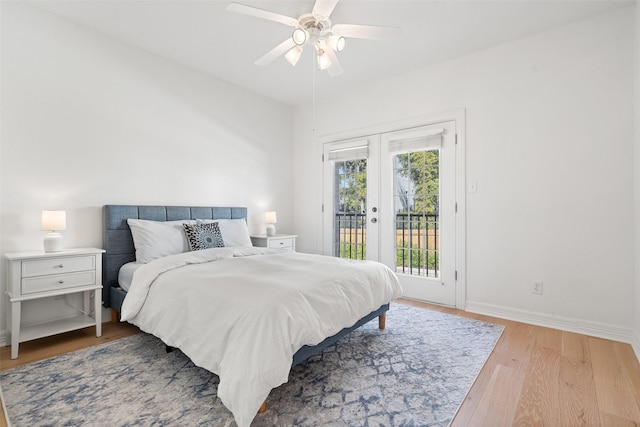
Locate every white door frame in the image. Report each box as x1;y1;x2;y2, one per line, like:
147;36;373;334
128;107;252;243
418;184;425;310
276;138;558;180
319;109;466;309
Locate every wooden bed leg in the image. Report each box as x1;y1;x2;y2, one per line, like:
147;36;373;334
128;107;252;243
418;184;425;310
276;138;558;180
258;400;267;414
111;309;119;323
378;313;386;330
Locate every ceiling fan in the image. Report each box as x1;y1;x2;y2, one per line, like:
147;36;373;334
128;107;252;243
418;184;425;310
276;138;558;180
226;0;401;77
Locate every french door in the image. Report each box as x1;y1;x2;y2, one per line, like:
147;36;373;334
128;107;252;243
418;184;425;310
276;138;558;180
322;135;380;260
323;121;458;306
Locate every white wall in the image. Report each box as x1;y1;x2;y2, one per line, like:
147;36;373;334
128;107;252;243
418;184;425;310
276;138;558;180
294;7;636;340
634;2;640;357
0;3;294;333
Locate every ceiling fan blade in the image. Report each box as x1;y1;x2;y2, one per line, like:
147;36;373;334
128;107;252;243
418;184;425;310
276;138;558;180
324;47;343;77
312;0;339;20
332;24;401;40
226;2;298;27
255;38;297;66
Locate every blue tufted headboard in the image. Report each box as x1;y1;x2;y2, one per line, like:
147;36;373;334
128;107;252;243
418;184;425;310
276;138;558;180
102;205;247;311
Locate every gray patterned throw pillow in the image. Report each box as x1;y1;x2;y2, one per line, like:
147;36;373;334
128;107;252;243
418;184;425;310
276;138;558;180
183;222;225;251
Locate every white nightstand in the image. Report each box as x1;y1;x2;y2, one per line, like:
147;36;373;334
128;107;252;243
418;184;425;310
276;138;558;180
4;247;105;359
251;234;297;252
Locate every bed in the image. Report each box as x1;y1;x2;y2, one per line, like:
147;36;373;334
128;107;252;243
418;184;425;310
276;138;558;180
102;204;402;427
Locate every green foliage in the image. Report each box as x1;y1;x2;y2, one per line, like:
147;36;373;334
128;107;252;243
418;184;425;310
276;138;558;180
396;246;438;274
338;242;366;260
395;150;439;214
336;159;367;213
395;214;439;274
337;240;438;273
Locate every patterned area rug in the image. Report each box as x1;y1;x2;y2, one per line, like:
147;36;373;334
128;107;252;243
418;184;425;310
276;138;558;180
1;304;503;426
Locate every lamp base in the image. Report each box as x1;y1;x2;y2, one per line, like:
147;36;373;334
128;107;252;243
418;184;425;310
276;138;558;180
266;224;276;236
43;232;63;252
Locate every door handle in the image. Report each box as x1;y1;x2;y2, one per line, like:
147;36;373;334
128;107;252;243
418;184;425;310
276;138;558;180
371;218;377;223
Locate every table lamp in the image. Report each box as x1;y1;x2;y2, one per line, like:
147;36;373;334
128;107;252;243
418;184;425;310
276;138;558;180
265;211;277;236
41;210;66;252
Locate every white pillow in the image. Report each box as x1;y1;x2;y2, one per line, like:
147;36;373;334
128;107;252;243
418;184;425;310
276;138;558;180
196;218;252;247
127;218;195;263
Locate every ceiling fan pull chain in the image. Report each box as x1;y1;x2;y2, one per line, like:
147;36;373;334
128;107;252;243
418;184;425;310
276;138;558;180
312;50;317;133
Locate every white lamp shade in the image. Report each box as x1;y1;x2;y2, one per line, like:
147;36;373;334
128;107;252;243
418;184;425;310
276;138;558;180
317;49;331;70
41;210;66;231
285;46;303;66
265;211;277;224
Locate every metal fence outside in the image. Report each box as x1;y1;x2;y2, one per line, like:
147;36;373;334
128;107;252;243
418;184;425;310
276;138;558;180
333;212;439;277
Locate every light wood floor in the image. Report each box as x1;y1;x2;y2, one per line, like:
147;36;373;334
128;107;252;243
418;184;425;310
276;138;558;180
1;301;640;426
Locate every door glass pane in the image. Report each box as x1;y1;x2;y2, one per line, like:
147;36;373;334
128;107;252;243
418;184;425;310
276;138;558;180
333;158;367;259
394;149;439;277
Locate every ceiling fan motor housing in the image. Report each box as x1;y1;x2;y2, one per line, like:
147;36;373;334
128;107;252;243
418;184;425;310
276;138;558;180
298;13;332;38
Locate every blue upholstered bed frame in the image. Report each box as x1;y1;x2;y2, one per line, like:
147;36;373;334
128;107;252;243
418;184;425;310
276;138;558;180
102;204;389;366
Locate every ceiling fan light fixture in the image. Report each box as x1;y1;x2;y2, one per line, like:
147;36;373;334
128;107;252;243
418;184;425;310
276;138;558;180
316;48;332;70
328;35;346;52
292;28;308;46
227;0;400;76
285;46;303;66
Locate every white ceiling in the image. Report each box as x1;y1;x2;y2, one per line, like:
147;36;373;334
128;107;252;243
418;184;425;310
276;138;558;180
32;0;633;106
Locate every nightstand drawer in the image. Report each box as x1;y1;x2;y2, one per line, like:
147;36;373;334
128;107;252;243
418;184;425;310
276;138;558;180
22;271;96;295
268;238;294;249
251;235;297;252
22;255;95;278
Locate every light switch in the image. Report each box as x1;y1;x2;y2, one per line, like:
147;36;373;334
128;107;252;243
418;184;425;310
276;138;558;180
469;180;478;193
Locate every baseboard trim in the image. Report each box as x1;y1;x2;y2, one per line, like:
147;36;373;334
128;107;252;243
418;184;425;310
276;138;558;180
631;332;640;363
465;301;634;344
0;330;8;348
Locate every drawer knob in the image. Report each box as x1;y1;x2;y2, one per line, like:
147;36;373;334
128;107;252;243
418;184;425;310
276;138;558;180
58;280;64;284
55;264;64;268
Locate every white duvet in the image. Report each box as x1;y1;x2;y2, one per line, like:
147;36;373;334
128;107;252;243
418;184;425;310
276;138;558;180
121;247;402;427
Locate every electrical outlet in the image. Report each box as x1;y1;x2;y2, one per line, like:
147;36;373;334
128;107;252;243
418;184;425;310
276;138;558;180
531;281;543;295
